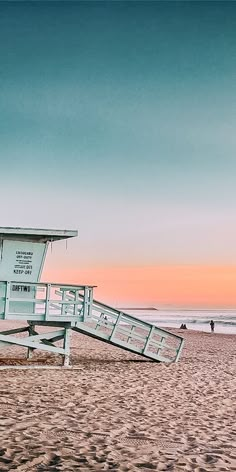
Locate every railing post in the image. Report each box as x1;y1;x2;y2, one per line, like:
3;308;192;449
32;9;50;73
110;313;122;342
88;287;93;318
61;288;66;316
127;325;135;343
156;335;166;357
84;286;89;320
74;289;78;317
175;338;185;362
143;326;155;356
45;284;51;321
4;282;11;319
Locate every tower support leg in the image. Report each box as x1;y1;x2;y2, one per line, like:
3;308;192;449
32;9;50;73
63;327;71;367
27;324;36;359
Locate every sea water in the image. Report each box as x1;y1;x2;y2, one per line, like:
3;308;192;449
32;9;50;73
124;309;236;334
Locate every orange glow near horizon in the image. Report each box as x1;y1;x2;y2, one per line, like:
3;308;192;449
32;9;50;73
42;264;236;308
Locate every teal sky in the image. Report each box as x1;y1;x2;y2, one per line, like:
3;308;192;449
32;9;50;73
1;1;236;268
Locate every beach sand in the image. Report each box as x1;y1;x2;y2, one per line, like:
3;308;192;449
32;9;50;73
0;323;235;471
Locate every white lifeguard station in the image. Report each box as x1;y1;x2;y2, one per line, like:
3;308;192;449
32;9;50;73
0;227;184;366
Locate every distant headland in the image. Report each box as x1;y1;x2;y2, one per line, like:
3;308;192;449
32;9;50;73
118;307;158;311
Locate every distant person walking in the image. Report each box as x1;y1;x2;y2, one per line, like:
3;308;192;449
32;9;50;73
210;320;215;333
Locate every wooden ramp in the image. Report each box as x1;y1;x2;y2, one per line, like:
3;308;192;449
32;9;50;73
0;281;184;365
71;300;184;363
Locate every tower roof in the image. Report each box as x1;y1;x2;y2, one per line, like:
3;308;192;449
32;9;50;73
0;227;78;243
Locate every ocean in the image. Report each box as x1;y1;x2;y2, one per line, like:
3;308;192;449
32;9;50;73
123;309;236;335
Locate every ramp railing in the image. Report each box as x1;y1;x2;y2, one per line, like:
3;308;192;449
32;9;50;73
56;289;184;362
73;300;184;363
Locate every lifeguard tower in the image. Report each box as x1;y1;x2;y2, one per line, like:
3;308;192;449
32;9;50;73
0;227;184;366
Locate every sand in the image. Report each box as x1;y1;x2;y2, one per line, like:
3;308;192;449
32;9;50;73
0;322;235;471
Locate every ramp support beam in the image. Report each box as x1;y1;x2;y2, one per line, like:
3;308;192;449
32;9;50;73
0;323;72;365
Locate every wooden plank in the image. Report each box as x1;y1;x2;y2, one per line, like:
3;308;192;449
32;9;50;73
7;298;46;303
49;300;84;305
114;338;143;354
152;352;172;362
6;314;46;321
115;325;148;342
30;321;71;327
24;329;65;343
148;341;175;352
0;334;65;354
0;326;29;336
74;322;111;339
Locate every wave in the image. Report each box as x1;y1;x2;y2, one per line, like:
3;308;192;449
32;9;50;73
149;318;236;326
125;309;236;333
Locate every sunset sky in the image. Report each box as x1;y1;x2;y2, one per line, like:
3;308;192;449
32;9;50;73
1;1;236;308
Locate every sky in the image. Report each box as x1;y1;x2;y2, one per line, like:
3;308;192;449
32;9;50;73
0;1;236;308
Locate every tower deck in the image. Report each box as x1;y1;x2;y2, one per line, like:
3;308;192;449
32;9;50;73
0;281;184;364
